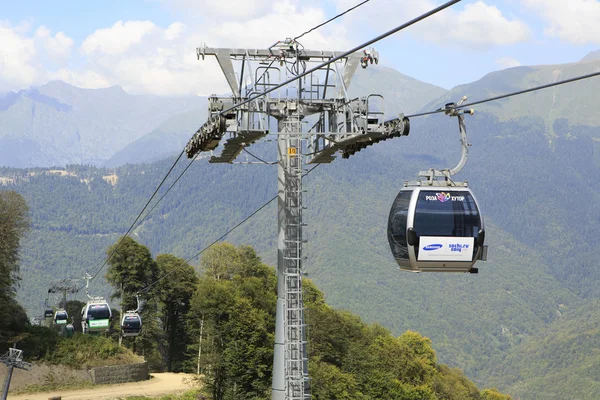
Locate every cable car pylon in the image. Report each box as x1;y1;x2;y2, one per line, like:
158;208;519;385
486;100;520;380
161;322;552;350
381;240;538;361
1;347;31;400
46;279;79;328
187;39;409;400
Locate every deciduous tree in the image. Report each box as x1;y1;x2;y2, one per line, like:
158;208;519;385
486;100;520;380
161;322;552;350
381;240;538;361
0;191;29;348
156;253;198;372
105;237;161;368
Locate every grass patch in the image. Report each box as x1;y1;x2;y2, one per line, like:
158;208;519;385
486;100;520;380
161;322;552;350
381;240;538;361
11;371;95;395
47;334;143;369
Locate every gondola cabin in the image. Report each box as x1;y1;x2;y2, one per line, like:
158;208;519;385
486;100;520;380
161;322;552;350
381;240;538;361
44;308;54;318
388;186;487;273
64;324;75;338
81;300;112;333
54;309;69;325
121;312;142;337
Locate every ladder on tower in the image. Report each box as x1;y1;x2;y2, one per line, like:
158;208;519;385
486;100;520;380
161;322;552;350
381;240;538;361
283;114;310;400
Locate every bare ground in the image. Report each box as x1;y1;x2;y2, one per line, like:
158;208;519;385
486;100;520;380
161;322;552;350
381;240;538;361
7;373;197;400
0;363;92;391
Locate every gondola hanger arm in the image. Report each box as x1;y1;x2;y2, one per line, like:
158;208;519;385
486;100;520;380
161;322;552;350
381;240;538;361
418;96;474;185
126;293;142;314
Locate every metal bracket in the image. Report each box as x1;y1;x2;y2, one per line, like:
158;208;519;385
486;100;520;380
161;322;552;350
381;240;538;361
360;47;379;68
196;43;206;60
417;96;475;185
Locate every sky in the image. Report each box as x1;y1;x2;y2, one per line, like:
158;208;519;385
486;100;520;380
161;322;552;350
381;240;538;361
1;0;599;96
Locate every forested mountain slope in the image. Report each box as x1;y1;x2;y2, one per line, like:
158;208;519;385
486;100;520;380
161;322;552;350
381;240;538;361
485;298;600;400
2;55;600;399
0;123;589;399
422;56;600;132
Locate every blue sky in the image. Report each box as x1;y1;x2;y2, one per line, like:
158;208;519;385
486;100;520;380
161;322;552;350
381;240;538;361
2;1;174;42
1;0;599;95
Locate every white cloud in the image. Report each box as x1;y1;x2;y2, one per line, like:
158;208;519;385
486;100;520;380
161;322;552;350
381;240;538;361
0;0;529;96
333;0;530;49
207;2;348;49
153;0;273;21
496;57;521;69
437;1;530;47
165;22;185;40
63;1;350;96
0;23;79;92
523;0;600;44
0;26;38;91
35;26;74;61
81;20;156;55
0;19;34;34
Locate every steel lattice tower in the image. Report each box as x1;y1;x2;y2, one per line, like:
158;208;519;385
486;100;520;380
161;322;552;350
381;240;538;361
1;347;32;400
48;278;79;309
186;40;409;400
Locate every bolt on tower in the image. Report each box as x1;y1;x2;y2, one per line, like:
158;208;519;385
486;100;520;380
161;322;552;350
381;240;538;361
186;39;409;400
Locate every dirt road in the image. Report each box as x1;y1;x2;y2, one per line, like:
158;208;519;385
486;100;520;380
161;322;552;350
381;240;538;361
8;373;197;400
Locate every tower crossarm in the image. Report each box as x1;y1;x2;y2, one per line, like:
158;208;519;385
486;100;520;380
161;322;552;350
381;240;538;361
197;45;351;63
196;44;351;98
186;43;370;164
306;96;410;164
0;348;32;371
185;42;405;400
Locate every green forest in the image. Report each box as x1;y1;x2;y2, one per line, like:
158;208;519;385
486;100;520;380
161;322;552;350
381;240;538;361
1;11;600;400
0;192;510;399
0;109;599;399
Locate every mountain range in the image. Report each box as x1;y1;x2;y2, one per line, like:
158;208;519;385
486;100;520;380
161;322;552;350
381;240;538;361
2;51;600;399
0;66;446;169
0;82;204;167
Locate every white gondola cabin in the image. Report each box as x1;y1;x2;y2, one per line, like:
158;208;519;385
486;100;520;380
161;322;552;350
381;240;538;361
388;185;486;273
53;309;69;325
81;300;112;333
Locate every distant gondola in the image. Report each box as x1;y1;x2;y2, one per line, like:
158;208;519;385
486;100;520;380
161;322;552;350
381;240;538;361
53;309;69;325
63;323;75;338
81;300;112;333
44;308;54;318
121;312;142;337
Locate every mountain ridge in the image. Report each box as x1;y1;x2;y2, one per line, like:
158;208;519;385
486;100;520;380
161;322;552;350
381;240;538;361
421;57;600;132
0;82;205;168
4;53;600;168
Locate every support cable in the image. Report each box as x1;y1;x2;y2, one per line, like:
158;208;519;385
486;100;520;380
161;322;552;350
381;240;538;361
137;164;320;294
196;0;462;127
127;153;200;232
294;0;371;41
243;148;277;165
86;0;461;284
88;150;185;280
406;70;600;118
